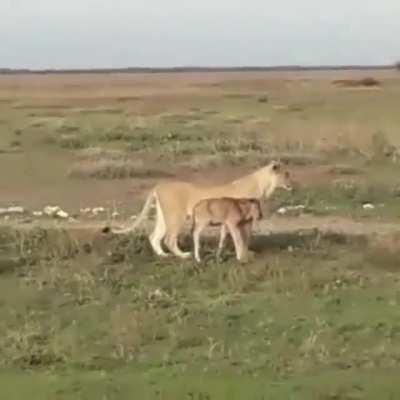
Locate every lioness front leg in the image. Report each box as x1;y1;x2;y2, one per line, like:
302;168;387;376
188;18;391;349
164;213;191;259
149;209;168;257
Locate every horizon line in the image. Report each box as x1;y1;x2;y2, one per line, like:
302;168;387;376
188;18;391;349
0;64;397;75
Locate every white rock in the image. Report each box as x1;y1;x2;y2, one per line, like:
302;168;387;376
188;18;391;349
80;207;92;214
0;206;25;215
33;211;43;217
130;215;137;220
92;207;106;215
277;205;305;215
111;211;120;218
325;206;337;211
7;206;25;214
290;205;305;211
43;205;69;218
56;210;69;219
43;205;61;216
362;203;375;210
4;215;10;221
149;288;164;300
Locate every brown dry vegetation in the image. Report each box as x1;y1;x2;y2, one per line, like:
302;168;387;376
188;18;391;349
0;69;400;214
1;69;400;399
332;77;381;88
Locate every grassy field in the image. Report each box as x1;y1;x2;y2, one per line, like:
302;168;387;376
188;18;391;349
1;70;400;217
1;228;400;399
1;69;400;398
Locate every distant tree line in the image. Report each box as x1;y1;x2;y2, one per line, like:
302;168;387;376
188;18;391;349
0;65;396;75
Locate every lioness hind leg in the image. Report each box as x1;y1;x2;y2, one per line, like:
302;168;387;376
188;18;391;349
165;232;191;259
149;199;168;257
164;211;191;259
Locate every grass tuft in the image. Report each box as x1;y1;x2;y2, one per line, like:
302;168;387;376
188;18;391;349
333;77;381;87
68;159;147;179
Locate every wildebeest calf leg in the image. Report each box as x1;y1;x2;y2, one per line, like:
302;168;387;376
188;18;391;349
216;224;228;260
239;222;252;259
226;223;245;261
192;220;208;262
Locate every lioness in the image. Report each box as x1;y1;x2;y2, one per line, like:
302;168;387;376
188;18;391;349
108;161;293;259
192;197;263;262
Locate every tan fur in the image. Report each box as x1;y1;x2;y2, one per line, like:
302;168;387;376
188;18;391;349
192;197;263;262
109;161;293;259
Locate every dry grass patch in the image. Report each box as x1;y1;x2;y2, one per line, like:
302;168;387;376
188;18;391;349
180;150;326;172
179;154;231;171
328;164;362;176
268;152;327;166
77;147;127;161
58;134;88;149
74;107;124;115
70;146;174;179
366;233;400;272
332;77;381;88
68;156;173;180
68;159;147;179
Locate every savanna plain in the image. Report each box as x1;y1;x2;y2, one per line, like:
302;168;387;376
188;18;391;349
1;69;400;399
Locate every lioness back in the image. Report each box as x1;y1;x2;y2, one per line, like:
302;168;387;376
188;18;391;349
155;178;260;219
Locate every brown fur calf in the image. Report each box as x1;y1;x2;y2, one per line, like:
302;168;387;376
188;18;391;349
191;197;263;262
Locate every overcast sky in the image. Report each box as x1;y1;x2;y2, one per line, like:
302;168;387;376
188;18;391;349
1;0;399;69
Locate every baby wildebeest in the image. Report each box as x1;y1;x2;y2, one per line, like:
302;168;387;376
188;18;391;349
191;197;263;262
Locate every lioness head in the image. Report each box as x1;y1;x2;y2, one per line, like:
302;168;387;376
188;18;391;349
270;161;293;191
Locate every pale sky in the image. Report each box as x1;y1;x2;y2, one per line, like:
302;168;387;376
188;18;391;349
1;0;399;69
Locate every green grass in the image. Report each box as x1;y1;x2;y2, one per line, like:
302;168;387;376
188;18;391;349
272;166;400;220
2;368;400;400
1;230;400;399
1;72;400;398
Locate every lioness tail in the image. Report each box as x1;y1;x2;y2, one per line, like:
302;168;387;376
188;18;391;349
112;190;156;234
